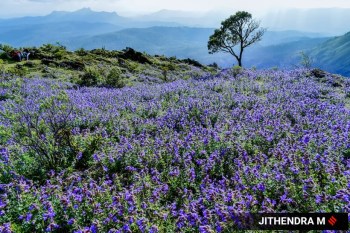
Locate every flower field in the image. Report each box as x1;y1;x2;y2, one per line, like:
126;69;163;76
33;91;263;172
0;69;349;232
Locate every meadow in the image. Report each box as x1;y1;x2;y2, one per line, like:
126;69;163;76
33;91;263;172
0;59;349;231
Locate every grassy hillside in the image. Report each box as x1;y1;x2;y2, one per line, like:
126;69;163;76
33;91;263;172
0;44;216;87
0;66;349;232
311;32;350;76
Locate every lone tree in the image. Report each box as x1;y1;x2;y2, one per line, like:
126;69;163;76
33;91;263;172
208;11;266;67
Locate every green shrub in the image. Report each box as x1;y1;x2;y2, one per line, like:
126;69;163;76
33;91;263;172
8;92;78;180
126;61;139;72
0;59;4;73
231;65;243;77
106;67;125;88
79;67;102;87
75;48;88;56
299;51;313;69
0;52;9;60
7;65;28;76
0;43;14;54
39;43;68;59
208;62;219;69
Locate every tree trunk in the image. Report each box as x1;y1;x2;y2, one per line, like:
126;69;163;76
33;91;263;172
238;58;242;67
238;47;244;67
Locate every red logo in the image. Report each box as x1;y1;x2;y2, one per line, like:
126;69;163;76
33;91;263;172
328;216;337;226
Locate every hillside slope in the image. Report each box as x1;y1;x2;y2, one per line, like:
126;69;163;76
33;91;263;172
0;68;349;232
311;32;350;76
244;37;329;68
0;45;215;87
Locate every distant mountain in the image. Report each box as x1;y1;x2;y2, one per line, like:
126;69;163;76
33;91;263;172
259;30;328;46
67;26;227;65
0;21;122;47
0;8;182;47
0;8;180;27
0;8;125;26
70;26;212;51
65;27;329;68
135;9;223;27
311;32;350;76
45;8;124;24
0;8;337;71
244;37;330;69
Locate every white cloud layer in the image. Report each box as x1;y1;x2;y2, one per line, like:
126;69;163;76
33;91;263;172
0;0;350;18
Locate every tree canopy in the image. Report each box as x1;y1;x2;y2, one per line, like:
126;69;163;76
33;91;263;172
208;11;266;67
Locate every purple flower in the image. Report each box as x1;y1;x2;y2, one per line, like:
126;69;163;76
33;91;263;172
67;218;75;225
90;224;98;233
93;154;100;162
303;135;310;144
122;224;131;232
0;223;11;233
315;195;322;204
76;152;83;160
199;225;211;233
149;225;158;233
257;183;265;192
26;213;32;222
216;223;223;232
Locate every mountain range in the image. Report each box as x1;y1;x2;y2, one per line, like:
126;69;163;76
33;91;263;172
0;8;349;76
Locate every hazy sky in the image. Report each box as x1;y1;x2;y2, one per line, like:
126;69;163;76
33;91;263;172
1;0;350;18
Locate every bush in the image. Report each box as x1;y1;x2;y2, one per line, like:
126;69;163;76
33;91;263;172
79;67;102;87
231;65;243;77
8;92;78;180
0;53;8;60
106;68;125;88
75;48;88;56
208;62;219;69
6;65;28;77
39;43;68;60
119;47;151;64
299;51;313;69
0;44;14;54
181;58;203;68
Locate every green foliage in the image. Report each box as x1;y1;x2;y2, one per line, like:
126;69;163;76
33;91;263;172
0;46;211;87
161;69;168;82
75;48;88;56
106;67;125;88
181;58;203;68
79;67;103;87
0;125;11;144
125;61;139;72
208;62;219;69
41;43;66;53
231;65;243;77
208;11;265;67
0;59;4;72
0;52;9;60
8;92;78;180
40;43;68;59
299;51;313;69
6;65;28;76
119;47;151;64
0;43;14;54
